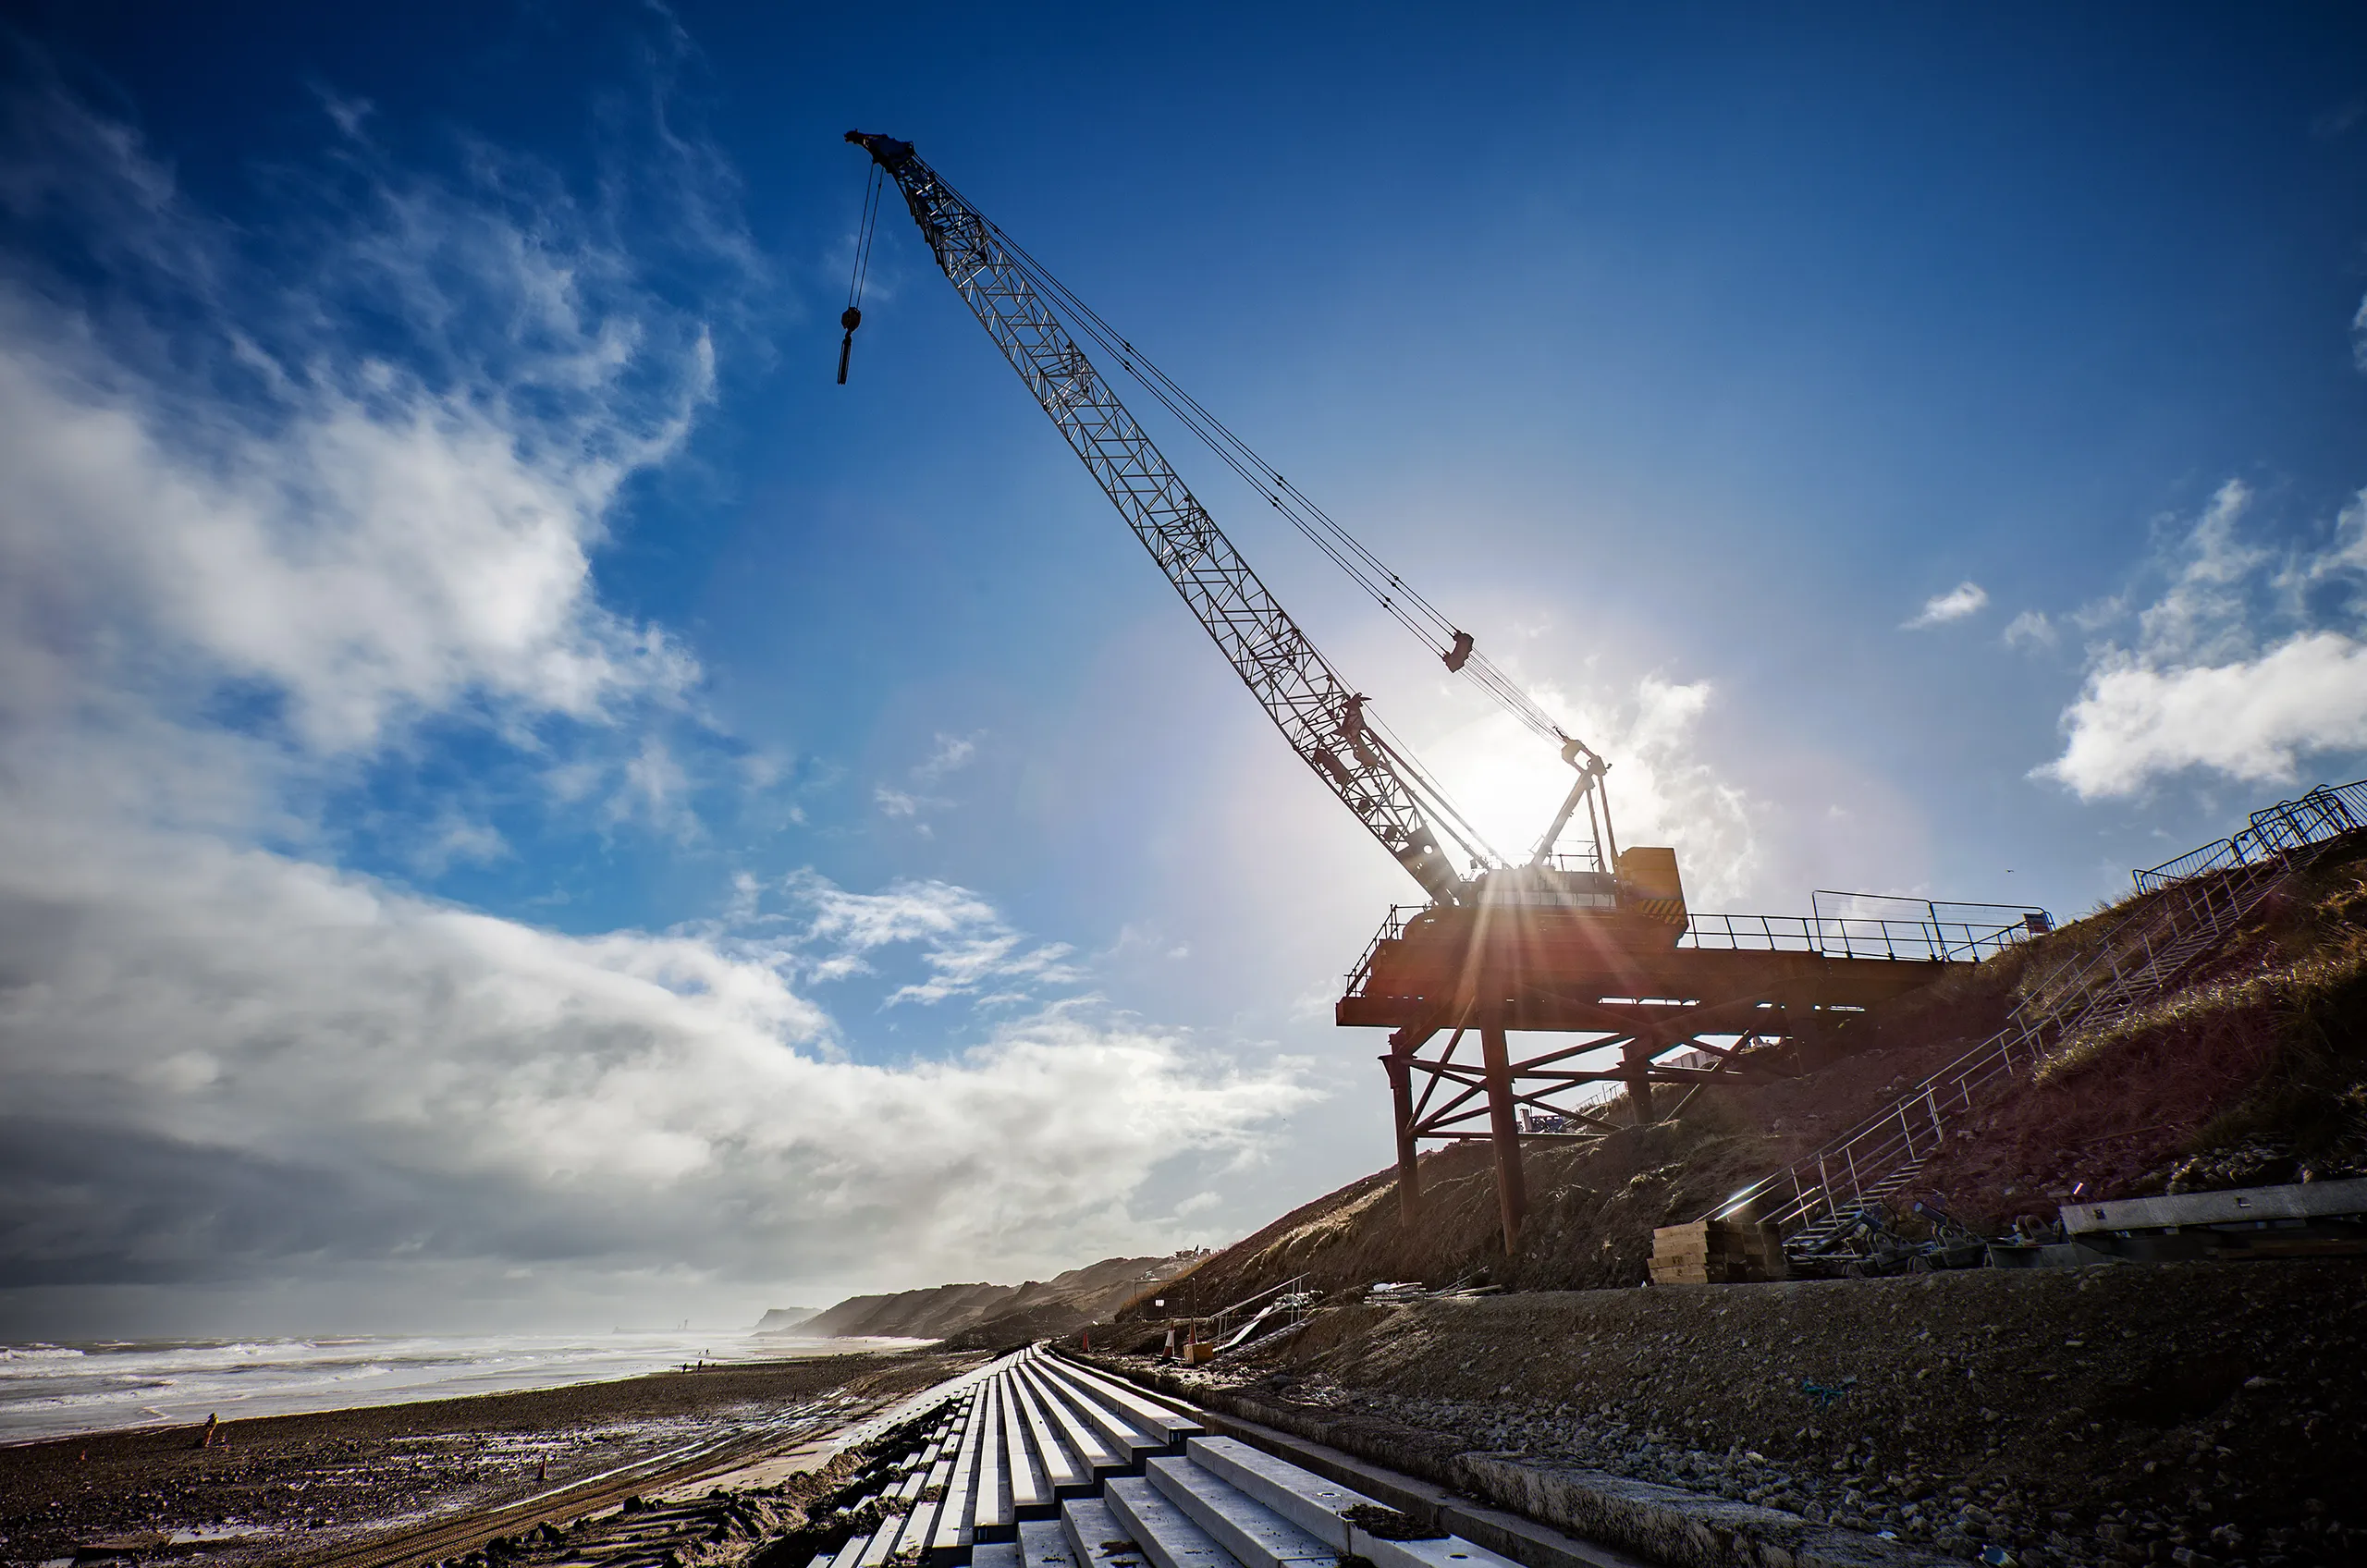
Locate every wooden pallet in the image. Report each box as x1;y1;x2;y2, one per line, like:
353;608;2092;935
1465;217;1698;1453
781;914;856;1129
1648;1219;1787;1284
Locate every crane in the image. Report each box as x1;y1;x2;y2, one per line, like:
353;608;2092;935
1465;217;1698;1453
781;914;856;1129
841;134;1666;929
840;135;2011;1257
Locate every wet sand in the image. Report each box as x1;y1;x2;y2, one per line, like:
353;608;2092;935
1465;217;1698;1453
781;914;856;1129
0;1349;978;1566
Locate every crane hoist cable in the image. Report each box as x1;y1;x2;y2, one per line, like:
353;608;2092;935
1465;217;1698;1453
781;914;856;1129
838;162;885;385
952;193;1579;756
840;130;1621;899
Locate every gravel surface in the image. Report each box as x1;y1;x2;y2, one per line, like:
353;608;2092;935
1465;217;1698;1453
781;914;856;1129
0;1351;974;1567
1128;1259;2367;1568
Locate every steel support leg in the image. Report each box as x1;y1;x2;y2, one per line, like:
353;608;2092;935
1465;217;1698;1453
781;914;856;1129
1481;1025;1527;1255
1623;1036;1658;1125
1384;1048;1421;1227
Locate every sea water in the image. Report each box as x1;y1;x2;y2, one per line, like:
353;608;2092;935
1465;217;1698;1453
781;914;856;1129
0;1330;924;1443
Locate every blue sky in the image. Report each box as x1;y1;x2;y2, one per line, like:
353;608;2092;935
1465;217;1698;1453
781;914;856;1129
4;2;2365;1334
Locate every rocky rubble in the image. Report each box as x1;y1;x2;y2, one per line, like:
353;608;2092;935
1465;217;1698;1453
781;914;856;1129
1112;1259;2367;1568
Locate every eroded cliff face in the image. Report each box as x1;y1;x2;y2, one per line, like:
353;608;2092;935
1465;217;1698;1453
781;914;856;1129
752;1306;822;1332
796;1254;1199;1340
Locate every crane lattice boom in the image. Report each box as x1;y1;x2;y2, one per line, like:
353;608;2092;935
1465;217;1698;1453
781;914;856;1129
848;131;1467;903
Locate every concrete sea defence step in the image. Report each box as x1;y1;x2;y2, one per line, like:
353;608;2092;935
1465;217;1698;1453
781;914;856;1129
1086;1356;1965;1568
803;1348;1598;1568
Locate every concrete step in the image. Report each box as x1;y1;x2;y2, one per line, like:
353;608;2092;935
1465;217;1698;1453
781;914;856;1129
1009;1362;1091;1496
832;1349;1669;1568
1060;1496;1148;1568
930;1386;991;1554
1182;1436;1521;1568
974;1380;1016;1538
886;1350;1534;1568
1039;1356;1208;1447
1015;1361;1129;1476
1099;1476;1239;1568
1142;1456;1332;1568
1004;1364;1056;1516
1020;1516;1082;1568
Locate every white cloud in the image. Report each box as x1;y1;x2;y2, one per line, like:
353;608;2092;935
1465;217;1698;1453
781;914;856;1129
2037;480;2367;798
0;818;1306;1294
869;731;982;827
1902;580;1989;629
2043;631;2367;797
787;873;1082;1005
914;731;980;782
2307;490;2367;589
2002;609;2057;651
0;86;1300;1320
2132;480;2264;663
2353;291;2367;374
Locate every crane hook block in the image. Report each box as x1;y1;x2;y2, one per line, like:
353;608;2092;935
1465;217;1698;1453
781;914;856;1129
837;306;862;386
1442;631;1475;672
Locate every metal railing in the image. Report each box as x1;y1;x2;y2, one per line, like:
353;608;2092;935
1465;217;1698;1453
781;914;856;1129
1344;904;1420;994
2133;778;2367;890
1679;912;2035;963
1188;1272;1314;1357
1344;900;2043;993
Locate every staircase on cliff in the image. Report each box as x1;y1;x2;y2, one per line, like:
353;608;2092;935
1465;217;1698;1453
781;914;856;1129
1704;778;2367;1271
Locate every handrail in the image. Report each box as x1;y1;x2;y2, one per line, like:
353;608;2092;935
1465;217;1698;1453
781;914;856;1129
1200;1272;1307;1327
2134;778;2366;890
1680;913;2035;963
1343;904;1418;990
1345;902;2042;991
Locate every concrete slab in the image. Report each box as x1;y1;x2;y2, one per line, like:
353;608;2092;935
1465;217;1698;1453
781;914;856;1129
1457;1453;1958;1568
930;1393;987;1556
1044;1355;1207;1444
1009;1363;1089;1493
1059;1496;1151;1568
975;1382;1014;1538
1183;1437;1519;1568
1098;1476;1240;1568
1018;1361;1128;1475
2061;1175;2367;1233
1035;1362;1169;1462
1005;1376;1055;1516
1141;1457;1332;1568
827;1525;874;1568
1020;1517;1082;1568
1182;1436;1369;1550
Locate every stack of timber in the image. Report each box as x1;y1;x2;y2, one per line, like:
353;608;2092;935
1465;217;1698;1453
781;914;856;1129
1647;1219;1786;1284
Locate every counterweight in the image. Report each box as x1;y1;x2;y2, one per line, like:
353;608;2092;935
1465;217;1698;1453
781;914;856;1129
847;131;1466;903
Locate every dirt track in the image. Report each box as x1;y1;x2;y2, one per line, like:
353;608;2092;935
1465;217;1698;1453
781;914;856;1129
1116;1257;2367;1566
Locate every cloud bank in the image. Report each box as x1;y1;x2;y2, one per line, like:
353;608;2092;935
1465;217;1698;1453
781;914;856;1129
0;81;1305;1329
